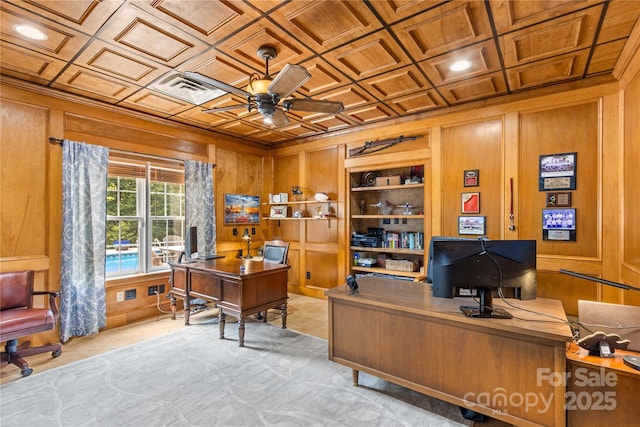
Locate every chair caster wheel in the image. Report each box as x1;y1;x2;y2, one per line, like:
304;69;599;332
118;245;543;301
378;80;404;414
52;349;62;358
21;368;33;377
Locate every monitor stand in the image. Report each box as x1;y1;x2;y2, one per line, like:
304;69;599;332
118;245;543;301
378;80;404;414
459;287;512;319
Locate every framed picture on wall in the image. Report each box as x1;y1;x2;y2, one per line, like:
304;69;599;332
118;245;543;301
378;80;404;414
458;216;486;235
223;194;260;225
539;152;577;191
461;192;480;213
542;208;576;241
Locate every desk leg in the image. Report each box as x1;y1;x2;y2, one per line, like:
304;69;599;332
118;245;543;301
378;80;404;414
352;369;359;386
184;299;190;325
281;303;287;329
238;319;245;347
219;311;226;339
169;292;176;320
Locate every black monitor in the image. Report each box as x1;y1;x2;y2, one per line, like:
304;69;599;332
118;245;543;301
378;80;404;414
428;238;537;319
184;226;198;261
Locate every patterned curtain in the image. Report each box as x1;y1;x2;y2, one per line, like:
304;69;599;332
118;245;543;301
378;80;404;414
184;160;216;256
60;140;109;343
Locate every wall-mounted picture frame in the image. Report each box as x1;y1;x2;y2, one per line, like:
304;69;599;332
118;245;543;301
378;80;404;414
461;192;480;213
269;205;288;218
542;208;576;241
463;169;479;187
539;152;577;191
546;192;572;207
458;216;486;235
224;194;260;225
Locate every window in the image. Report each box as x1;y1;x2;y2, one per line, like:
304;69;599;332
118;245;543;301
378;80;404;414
106;157;185;276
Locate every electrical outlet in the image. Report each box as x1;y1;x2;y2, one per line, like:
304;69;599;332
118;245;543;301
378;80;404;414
306;271;311;279
148;285;158;296
125;289;136;300
116;291;124;302
158;284;165;294
251;227;256;235
233;228;238;236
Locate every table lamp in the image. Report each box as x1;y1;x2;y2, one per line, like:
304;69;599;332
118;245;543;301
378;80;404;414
241;228;252;259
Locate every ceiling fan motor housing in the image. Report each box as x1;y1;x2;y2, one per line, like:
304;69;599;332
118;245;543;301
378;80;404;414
253;93;280;117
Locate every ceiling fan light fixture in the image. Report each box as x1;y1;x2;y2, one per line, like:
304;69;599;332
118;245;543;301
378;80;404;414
247;76;271;95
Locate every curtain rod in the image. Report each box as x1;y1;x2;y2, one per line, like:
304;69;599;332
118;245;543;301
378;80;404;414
48;137;216;167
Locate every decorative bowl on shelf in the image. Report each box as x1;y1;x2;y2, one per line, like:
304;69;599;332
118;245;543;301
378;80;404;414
314;192;329;202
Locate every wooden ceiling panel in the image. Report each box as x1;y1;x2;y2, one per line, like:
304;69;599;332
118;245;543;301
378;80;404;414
360;65;432;100
438;72;508;104
0;42;66;84
174;106;235;129
500;7;603;67
327;30;412;80
271;0;382;52
178;49;254;88
317;84;375;109
277;122;324;139
74;40;169;84
588;39;629;75
308;114;355;132
343;103;397;124
5;0;123;34
214;21;313;73
597;0;640;44
135;0;260;44
419;40;501;86
118;88;193;116
393;1;493;61
369;0;444;23
50;66;142;105
506;50;590;91
387;89;447;115
489;0;603;33
96;4;209;67
219;119;269;136
296;58;348;97
1;3;91;60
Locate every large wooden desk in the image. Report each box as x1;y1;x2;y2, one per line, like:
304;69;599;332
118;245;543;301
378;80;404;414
566;342;640;425
326;276;573;427
169;258;290;347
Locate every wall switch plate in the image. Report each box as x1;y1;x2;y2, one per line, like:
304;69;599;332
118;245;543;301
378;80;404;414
116;291;124;302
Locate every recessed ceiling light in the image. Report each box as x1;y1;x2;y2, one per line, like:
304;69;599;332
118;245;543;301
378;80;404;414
450;60;471;72
13;24;47;40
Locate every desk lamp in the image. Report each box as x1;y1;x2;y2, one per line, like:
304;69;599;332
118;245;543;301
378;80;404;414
242;228;252;259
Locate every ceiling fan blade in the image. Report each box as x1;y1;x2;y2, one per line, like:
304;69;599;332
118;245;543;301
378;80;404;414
268;64;310;98
202;104;249;113
270;109;290;127
283;98;344;114
184;71;251;98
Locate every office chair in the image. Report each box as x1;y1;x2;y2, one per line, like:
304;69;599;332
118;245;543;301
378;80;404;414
0;270;62;377
257;239;289;321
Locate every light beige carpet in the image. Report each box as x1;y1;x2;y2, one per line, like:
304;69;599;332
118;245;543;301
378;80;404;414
0;319;470;426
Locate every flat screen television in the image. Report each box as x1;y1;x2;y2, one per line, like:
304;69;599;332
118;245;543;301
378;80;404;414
427;238;537;319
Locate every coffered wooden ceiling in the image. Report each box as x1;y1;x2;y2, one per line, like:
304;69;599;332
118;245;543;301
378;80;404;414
2;1;639;147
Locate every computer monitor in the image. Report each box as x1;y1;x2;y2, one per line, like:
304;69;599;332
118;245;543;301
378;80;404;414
428;238;537;319
184;226;198;261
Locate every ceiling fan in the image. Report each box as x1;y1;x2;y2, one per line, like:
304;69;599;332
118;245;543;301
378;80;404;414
184;45;344;127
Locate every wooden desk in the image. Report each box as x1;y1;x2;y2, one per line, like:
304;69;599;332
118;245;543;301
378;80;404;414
169;258;290;347
566;342;640;425
326;276;573;427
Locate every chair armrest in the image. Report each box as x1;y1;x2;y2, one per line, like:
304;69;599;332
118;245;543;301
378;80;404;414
33;291;60;321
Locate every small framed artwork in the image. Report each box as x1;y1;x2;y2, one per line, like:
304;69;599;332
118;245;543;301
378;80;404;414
224;194;260;225
463;169;479;187
542;208;576;241
461;192;480;214
539;152;577;191
269;205;288;218
546;192;572;207
458;216;486;235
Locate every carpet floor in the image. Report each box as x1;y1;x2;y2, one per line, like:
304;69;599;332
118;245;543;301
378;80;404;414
0;319;470;427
